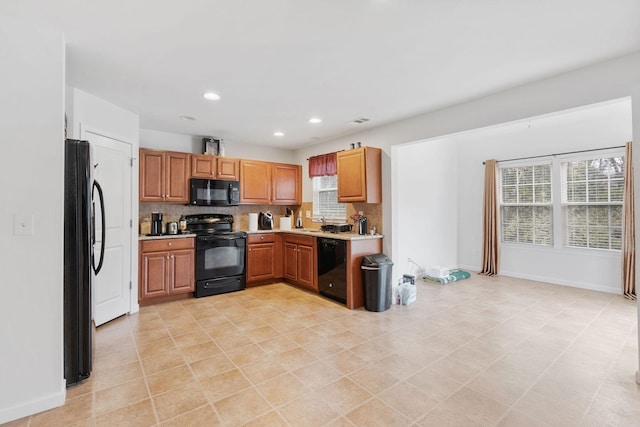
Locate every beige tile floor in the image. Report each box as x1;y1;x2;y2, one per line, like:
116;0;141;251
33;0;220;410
5;274;640;426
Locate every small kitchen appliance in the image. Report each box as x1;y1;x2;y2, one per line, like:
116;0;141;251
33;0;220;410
358;217;368;235
151;212;163;236
295;210;303;228
166;222;178;235
258;211;274;230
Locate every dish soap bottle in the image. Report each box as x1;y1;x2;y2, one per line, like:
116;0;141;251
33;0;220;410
296;210;303;228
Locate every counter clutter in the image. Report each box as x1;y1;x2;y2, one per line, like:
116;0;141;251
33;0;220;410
138;227;383;310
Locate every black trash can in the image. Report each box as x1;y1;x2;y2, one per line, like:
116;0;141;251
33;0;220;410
361;254;394;312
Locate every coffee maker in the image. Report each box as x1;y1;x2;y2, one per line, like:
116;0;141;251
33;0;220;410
151;212;163;235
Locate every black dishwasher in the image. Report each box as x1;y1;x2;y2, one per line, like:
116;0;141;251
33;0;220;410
317;238;347;304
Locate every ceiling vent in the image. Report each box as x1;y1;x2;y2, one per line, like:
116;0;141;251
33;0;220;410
349;117;371;124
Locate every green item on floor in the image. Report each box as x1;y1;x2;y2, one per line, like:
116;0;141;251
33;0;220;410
423;269;471;284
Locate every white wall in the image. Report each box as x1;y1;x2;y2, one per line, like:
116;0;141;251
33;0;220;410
0;16;66;423
392;138;459;278
293;52;640;267
454;99;632;293
67;88;141;313
140;128;296;164
67;88;139;143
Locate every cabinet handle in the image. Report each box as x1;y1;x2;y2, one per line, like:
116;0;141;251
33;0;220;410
168;242;172;246
261;236;264;240
249;248;252;252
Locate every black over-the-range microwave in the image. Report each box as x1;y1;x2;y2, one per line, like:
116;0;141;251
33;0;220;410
189;178;240;206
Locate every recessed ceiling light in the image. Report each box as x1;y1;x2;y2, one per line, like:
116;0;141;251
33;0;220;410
203;92;221;101
273;131;284;137
309;117;322;124
180;115;196;121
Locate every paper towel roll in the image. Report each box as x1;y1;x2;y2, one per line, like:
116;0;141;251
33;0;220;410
248;213;258;231
279;216;292;230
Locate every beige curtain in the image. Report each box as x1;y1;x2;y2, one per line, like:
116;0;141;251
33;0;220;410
480;159;499;276
622;142;636;300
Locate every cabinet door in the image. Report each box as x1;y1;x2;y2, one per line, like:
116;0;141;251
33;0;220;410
139;149;165;201
165;152;190;203
272;163;301;205
283;242;298;281
337;149;367;202
140;251;169;299
191;154;216;178
169;249;195;294
217;157;240;180
297;244;315;289
240;160;271;204
247;243;275;282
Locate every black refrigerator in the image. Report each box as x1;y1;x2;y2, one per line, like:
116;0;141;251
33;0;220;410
63;139;105;386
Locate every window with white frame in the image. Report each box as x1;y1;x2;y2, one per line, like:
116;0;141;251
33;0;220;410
561;156;624;250
498;150;625;251
499;163;553;245
312;175;346;220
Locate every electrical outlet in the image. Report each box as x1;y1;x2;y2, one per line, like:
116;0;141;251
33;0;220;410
305;210;311;218
358;211;363;216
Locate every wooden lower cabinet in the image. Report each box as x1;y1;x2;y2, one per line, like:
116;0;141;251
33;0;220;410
282;234;315;291
244;232;383;310
246;233;280;285
139;238;195;305
345;238;382;309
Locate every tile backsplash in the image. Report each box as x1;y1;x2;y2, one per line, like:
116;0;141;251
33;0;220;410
139;201;382;234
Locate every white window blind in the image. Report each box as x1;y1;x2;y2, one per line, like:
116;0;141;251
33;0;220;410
312;175;346;220
499;164;553;245
561;157;624;250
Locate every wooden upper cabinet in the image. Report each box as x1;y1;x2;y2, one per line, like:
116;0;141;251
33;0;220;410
191;154;240;180
191;154;216;178
337;146;382;203
240;160;272;204
272;163;301;205
239;160;301;205
216;157;240;180
139;149;190;203
165;152;190;203
139;149;165;201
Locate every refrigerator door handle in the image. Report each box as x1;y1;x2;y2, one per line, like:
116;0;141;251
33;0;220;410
92;180;106;274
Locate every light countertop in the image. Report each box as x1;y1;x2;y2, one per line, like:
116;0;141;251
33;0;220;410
244;228;382;241
138;233;196;241
138;230;382;241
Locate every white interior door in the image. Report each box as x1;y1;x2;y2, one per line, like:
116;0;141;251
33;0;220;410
83;129;132;326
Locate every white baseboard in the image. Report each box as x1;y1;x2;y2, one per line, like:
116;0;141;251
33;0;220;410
498;269;620;294
0;382;65;425
455;264;620;295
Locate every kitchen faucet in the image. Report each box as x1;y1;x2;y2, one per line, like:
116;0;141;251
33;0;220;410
320;216;326;226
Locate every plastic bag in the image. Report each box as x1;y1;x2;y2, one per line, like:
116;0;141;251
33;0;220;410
394;275;416;305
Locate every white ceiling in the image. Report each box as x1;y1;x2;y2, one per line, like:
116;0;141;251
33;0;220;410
2;1;639;149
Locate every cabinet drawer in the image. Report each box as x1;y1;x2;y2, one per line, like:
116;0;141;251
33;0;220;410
141;237;194;253
248;233;275;244
282;233;314;246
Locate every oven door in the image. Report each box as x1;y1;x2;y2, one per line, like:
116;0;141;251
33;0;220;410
195;234;246;280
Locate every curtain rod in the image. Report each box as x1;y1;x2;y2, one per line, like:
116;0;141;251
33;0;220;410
482;145;626;165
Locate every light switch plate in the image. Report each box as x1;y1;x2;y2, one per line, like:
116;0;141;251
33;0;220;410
14;214;34;236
